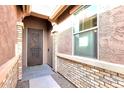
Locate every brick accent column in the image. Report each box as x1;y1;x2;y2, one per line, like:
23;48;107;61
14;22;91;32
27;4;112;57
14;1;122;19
52;31;58;72
16;22;24;80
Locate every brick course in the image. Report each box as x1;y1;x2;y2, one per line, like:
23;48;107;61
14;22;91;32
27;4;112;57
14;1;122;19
57;57;124;88
0;56;19;88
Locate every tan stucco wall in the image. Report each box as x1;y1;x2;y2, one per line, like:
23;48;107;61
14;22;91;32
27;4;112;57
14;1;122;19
57;27;72;55
99;5;124;65
0;5;18;65
22;16;49;68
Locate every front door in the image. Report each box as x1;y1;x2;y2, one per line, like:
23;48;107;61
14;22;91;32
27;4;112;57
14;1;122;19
27;28;43;66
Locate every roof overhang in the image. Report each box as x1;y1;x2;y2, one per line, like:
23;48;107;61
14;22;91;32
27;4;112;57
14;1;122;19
49;5;69;22
22;5;81;24
54;5;81;24
22;5;31;16
50;5;81;24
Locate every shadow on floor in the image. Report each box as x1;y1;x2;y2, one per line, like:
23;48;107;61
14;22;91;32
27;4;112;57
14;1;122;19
16;80;29;88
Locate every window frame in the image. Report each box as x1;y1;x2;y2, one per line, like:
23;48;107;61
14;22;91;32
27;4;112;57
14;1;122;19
72;5;99;59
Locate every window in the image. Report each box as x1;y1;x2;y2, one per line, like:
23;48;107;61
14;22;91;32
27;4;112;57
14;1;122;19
73;5;97;58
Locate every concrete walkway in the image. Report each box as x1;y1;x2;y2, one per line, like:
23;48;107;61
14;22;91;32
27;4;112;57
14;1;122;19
16;64;76;88
30;75;60;88
22;64;60;88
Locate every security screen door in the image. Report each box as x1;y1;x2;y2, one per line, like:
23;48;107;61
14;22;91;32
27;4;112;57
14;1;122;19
27;28;43;66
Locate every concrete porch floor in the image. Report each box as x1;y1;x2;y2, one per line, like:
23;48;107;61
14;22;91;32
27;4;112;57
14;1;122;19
16;64;76;88
22;64;54;81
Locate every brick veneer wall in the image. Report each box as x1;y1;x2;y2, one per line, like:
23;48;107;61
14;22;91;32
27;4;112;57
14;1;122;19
18;56;22;80
0;56;19;88
16;22;23;80
57;57;124;88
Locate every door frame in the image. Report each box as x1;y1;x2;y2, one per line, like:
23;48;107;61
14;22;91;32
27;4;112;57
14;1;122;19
26;27;44;67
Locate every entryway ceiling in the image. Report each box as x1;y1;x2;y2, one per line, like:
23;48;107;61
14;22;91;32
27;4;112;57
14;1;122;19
31;5;58;17
31;5;69;23
30;5;80;24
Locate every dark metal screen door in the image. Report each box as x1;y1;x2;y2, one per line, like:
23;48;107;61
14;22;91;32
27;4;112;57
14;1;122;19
27;28;43;66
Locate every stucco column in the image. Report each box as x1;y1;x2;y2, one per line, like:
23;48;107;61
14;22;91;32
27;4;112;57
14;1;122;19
16;22;24;80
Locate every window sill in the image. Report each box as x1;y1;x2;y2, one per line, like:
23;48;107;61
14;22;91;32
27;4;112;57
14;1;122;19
56;53;124;74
